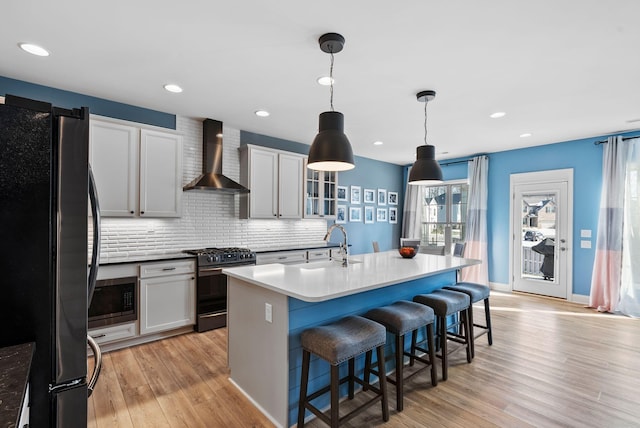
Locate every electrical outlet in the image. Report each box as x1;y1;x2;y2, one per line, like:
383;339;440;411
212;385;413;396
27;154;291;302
265;303;272;323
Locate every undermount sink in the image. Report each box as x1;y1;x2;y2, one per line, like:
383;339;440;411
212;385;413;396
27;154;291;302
291;259;362;270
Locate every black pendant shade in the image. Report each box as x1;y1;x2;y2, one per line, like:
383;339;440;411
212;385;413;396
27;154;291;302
308;32;355;172
408;144;443;184
409;90;443;185
308;112;355;171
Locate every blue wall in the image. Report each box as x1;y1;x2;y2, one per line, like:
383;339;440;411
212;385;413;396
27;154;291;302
242;131;405;255
433;132;640;297
1;76;175;129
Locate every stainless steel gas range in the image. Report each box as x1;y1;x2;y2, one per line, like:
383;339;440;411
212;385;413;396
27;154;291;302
183;247;256;332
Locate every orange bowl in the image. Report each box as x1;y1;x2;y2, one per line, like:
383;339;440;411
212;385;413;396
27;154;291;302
398;246;417;258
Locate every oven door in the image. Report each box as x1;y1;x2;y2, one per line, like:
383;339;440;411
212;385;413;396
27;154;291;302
197;267;228;332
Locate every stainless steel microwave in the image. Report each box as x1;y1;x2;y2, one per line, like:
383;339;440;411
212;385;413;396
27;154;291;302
88;276;137;329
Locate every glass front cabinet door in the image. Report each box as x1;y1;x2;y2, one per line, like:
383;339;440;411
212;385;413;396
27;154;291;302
304;160;337;219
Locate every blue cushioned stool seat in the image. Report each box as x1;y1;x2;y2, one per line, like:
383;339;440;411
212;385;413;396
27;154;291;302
444;282;493;357
363;301;438;411
298;315;389;427
301;315;386;365
413;289;473;381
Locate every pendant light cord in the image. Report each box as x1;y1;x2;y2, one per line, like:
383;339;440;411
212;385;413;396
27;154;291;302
329;51;335;111
423;98;428;144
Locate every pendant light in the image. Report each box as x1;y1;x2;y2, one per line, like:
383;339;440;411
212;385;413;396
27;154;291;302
408;90;443;184
307;33;355;172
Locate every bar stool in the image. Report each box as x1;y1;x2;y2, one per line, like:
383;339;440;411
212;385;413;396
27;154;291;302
362;300;437;411
444;282;493;358
413;289;472;381
298;315;389;427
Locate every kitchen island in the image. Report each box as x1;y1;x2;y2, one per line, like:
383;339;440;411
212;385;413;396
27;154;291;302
223;250;480;427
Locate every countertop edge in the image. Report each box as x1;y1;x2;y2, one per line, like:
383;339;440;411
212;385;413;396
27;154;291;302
225;264;466;302
224;252;481;302
0;342;35;428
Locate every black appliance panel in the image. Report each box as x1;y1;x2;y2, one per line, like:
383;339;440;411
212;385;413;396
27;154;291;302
55;113;90;385
0;98;92;428
53;383;89;428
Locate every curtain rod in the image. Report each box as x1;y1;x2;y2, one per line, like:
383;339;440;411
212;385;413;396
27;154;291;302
439;154;487;167
594;136;640;145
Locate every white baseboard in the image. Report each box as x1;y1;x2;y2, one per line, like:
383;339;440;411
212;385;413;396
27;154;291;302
489;281;511;292
489;281;590;305
571;294;589;305
228;377;284;428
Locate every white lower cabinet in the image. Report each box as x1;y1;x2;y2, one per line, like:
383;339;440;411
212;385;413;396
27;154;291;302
89;259;196;349
139;264;196;335
19;383;29;428
89;322;138;345
256;250;307;265
307;248;331;261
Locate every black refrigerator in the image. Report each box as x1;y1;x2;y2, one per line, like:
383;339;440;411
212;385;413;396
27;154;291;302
0;95;101;428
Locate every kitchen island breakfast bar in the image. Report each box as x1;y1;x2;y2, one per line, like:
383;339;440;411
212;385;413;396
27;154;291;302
223;250;480;427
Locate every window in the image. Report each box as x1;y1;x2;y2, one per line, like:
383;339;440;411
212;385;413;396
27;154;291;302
420;182;468;254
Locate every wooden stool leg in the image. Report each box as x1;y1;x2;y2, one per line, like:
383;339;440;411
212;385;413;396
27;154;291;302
363;350;372;391
426;323;438;386
376;345;390;422
485;298;493;345
298;350;310;427
348;358;355;399
395;333;404;411
330;364;340;428
463;309;472;363
468;303;475;359
410;329;418;367
440;316;448;381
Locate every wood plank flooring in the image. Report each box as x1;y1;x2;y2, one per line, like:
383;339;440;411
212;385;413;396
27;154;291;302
88;291;640;427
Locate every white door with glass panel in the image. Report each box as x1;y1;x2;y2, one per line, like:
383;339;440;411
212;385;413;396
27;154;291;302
510;170;573;298
420;182;468;255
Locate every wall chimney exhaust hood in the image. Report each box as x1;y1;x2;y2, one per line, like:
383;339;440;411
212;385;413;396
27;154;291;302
183;119;249;193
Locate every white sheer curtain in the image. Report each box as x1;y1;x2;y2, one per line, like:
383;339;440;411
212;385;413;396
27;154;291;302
402;181;422;241
461;156;489;285
618;138;640;317
589;136;630;313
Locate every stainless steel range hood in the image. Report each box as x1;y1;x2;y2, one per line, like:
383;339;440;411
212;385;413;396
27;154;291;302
183;119;249;193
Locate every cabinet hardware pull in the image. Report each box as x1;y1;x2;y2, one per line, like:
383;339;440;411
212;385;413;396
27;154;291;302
277;256;287;260
162;267;177;271
91;334;106;339
130;210;135;214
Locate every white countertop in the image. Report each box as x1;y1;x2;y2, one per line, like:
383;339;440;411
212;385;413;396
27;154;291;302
223;250;481;302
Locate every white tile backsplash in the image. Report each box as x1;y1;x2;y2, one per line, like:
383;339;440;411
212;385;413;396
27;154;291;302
96;116;327;261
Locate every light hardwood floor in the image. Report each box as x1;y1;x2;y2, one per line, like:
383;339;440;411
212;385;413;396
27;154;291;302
88;292;640;427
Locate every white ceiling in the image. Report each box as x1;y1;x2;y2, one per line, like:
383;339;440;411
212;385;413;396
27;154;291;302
3;0;640;165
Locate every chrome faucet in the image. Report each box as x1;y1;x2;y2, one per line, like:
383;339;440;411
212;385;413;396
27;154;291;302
324;224;349;267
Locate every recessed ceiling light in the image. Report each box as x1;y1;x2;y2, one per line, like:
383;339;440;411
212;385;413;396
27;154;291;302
19;43;49;57
520;133;532;138
490;111;506;119
255;110;270;117
163;84;183;93
373;141;383;146
317;76;334;86
216;133;223;138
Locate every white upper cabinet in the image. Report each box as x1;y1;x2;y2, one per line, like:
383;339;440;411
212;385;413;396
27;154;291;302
139;129;183;217
278;152;304;219
90;116;182;217
90;120;139;216
239;145;304;219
